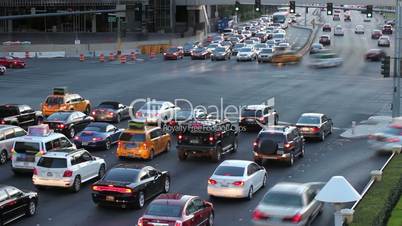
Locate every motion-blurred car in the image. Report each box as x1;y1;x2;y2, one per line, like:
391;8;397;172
183;42;197;56
271;51;302;64
207;160;267;200
382;24;393;34
319;35;331;46
0;56;26;68
91;101;129;123
252;182;323;226
211;47;231;61
0;65;5;75
334;25;344;36
240;105;278;129
138;193;214;226
310;43;324;54
296;113;333;141
355;25;365;34
191;47;211;60
237;47;257;61
368;121;402;153
308;52;343;69
163;47;184;60
44;111;93;138
365;49;386;61
378;36;391;47
371;30;383;39
273;33;286;45
73;122;123;150
322;24;331;32
333;14;340;21
275;42;291;51
257;48;275;63
344;15;351;21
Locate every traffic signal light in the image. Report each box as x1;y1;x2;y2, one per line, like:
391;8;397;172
235;1;240;11
367;5;373;18
327;3;333;15
381;56;391;77
255;0;261;12
290;1;296;14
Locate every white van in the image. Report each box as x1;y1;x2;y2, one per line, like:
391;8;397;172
11;125;75;173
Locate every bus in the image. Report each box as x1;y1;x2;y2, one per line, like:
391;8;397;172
272;12;288;29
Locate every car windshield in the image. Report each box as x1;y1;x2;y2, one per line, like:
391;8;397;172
273;34;285;39
37;157;67;168
312;44;322;48
297;116;320;124
215;47;226;52
255;44;266;48
194;48;205;52
167;48;178;53
119;132;146;142
240;48;252;52
258;132;286;142
47;112;70;121
84;126;104;132
0;106;19;118
214;166;245;177
235;44;245;48
103;168;140;183
176;111;193;120
46;96;64;105
98;102;118;109
145;203;183;217
242;109;262;117
208;44;218;48
14;142;40;154
262;192;303;207
261;49;273;53
184;43;193;48
320;36;329;40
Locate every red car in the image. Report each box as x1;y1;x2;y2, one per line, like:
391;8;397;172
322;24;331;32
371;30;383;39
0;56;26;68
191;47;211;60
164;47;184;60
365;49;386;61
138;193;214;226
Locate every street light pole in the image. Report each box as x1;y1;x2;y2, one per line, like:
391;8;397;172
393;0;401;117
116;0;122;54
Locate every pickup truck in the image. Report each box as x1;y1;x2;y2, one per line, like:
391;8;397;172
0;104;43;128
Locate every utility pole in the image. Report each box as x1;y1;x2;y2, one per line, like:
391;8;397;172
393;0;401;117
304;7;308;26
116;0;122;55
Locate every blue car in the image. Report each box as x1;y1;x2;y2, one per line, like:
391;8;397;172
73;122;123;150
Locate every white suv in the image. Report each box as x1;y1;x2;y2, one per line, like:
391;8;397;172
33;148;106;192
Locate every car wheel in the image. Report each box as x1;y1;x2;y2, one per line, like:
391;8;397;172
98;164;106;179
320;132;325;141
262;174;267;187
71;176;81;193
165;141;171;153
329;125;333;134
0;150;7;165
275;115;279;125
208;213;214;226
26;200;37;216
105;139;111;150
69;127;75;138
115;114;121;123
84;106;90;115
136;191;145;209
287;153;294;166
300;145;305;158
163;177;170;193
210;146;222;162
231;139;238;153
247;186;253;200
178;149;187;161
149;149;155;160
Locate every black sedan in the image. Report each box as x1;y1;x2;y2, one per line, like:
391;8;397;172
91;164;170;209
91;101;130;123
44;111;93;138
295;113;333;141
0;185;38;225
73;122;123;150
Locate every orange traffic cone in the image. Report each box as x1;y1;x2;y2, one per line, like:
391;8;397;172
120;55;127;64
79;53;85;61
109;52;115;61
25;51;29;59
130;52;137;61
99;53;105;62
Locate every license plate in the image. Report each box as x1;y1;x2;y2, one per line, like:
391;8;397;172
47;172;53;177
82;142;89;146
106;196;115;201
190;139;199;144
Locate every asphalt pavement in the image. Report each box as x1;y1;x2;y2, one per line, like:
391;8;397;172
0;10;396;226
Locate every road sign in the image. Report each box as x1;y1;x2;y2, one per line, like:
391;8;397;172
108;16;116;23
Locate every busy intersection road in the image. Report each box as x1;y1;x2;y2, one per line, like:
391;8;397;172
0;8;396;226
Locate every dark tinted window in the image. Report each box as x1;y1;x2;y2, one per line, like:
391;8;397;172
47;112;71;122
0;106;19;118
242;109;262;117
146;203;182;217
14;142;40;154
119;132;146;142
46;96;64;105
262;192;303;207
84;125;106;132
258;132;285;143
103;168;140;183
98;103;118;109
214;166;245;177
37;157;67;168
297;116;320;124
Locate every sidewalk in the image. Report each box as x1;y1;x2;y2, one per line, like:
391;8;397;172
340;116;393;139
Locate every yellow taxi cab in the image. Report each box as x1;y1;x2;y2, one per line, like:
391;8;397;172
271;51;302;64
41;87;91;117
116;120;171;160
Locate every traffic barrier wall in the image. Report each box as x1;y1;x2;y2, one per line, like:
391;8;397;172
36;51;66;58
9;51;36;58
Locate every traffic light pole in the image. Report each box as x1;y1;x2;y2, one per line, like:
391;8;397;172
393;0;401;117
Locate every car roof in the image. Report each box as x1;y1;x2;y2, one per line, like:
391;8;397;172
244;105;267;110
154;193;195;205
42;148;84;157
270;182;308;195
0;125;19;131
301;113;324;117
219;160;253;167
14;132;66;143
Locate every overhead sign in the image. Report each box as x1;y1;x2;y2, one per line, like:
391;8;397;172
116;4;126;18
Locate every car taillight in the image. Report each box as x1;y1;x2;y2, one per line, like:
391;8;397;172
33;168;38;175
57;124;65;129
252;209;269;220
91;111;96;115
63;170;73;177
259;116;265;122
92;185;132;193
283;213;302;223
208;135;214;142
208;179;217;185
311;127;320;133
0;120;5;124
73;136;80;140
141;143;147;149
178;134;183;140
92;137;103;142
108;112;114;116
386;137;400;143
232;181;244;187
175;221;183;226
284;143;292;149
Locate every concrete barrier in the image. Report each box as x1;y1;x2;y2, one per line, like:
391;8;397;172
9;52;36;58
36;51;66;58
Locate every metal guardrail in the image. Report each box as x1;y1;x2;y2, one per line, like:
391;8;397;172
351;152;396;210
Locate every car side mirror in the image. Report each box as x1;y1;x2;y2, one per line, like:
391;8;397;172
203;201;212;208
